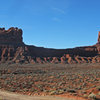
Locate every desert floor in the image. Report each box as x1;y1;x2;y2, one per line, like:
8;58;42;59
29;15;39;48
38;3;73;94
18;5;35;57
0;90;77;100
0;63;100;100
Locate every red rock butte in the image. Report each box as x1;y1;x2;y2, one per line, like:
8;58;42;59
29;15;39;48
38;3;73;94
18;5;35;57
0;27;24;45
0;27;100;64
98;31;100;43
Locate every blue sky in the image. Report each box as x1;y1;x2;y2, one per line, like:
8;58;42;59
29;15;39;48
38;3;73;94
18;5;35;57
0;0;100;49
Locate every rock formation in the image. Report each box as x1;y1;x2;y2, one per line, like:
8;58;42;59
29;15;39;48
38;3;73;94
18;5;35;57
98;31;100;43
0;27;24;45
0;27;100;64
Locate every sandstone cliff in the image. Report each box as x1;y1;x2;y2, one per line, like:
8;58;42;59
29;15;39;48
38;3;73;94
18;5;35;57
0;27;100;64
0;27;24;45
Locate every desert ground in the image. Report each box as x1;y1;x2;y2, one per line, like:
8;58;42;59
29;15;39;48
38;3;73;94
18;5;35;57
0;89;77;100
0;63;100;100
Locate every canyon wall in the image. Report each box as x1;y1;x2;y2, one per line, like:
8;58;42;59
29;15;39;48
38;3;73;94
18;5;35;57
0;27;100;64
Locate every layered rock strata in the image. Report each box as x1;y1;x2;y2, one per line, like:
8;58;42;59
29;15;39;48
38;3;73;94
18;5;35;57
0;27;100;64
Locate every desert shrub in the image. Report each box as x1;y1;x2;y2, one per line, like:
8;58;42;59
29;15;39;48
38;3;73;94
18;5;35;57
30;87;37;92
8;87;16;92
88;93;97;100
49;90;57;95
67;89;76;93
83;94;88;98
57;89;65;94
96;86;100;91
23;88;29;92
4;80;11;85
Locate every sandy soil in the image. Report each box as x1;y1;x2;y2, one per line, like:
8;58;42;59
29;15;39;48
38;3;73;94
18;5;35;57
0;90;77;100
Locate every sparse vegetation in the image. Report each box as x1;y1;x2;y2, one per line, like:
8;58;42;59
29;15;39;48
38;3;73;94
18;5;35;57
88;93;97;100
0;63;100;99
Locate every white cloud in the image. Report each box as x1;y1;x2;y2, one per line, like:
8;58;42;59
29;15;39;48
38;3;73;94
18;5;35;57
52;7;66;14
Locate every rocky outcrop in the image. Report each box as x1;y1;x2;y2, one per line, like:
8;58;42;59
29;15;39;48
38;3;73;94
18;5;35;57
98;31;100;43
0;27;24;45
0;27;100;64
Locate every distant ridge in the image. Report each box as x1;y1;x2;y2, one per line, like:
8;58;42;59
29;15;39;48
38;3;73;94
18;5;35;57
0;27;100;64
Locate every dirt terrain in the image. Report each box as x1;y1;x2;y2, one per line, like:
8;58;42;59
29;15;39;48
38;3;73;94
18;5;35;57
0;90;78;100
0;63;100;100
